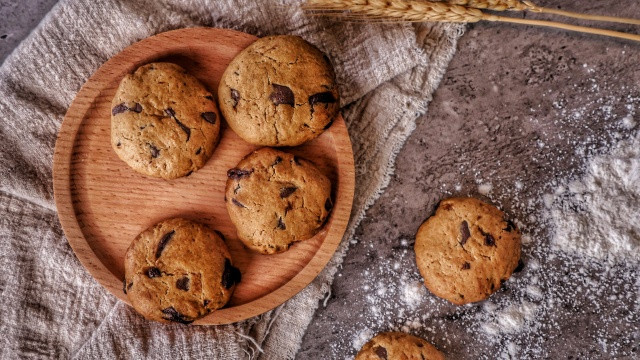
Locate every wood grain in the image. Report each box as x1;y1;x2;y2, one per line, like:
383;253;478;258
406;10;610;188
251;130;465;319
52;28;355;325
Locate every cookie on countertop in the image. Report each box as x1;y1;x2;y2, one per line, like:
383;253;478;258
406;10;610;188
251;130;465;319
225;148;332;254
415;197;521;305
111;62;221;179
355;332;445;360
218;35;339;147
123;218;241;324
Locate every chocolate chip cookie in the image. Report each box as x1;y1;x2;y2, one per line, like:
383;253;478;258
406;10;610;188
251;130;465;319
225;148;332;254
111;62;221;179
123;218;241;324
218;35;339;146
355;332;444;360
415;197;521;305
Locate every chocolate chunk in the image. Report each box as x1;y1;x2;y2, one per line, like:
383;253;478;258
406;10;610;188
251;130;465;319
277;217;286;230
232;198;246;208
460;221;471;246
214;230;226;242
155;230;175;259
227;168;253;179
146;267;162;278
161;307;193;324
165;108;176;117
195;147;202;155
293;156;302;166
205;95;214;101
176;276;190;291
280;186;297;198
174;118;191;141
112;103;128;115
273;156;282;166
308;91;336;106
322;118;334;130
230;88;240;108
116;141;121;147
221;258;241;289
514;259;525;273
324;198;333;212
201;112;217;124
503;219;517;232
462;262;471;270
373;346;388;359
131;103;142;113
485;234;496;246
203;299;210;307
416;342;424;348
149;144;160;158
269;84;295;106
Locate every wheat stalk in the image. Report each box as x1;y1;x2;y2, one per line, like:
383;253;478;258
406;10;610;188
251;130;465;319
303;0;640;43
450;0;640;25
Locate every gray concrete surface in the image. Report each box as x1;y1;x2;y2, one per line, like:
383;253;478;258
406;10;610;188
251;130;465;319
0;0;58;65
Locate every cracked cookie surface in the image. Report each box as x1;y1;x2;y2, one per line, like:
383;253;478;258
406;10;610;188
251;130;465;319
415;197;521;305
225;148;332;254
111;62;221;179
355;332;444;360
218;35;339;146
124;218;241;324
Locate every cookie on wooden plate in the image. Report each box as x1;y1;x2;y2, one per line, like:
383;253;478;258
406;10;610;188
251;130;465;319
225;148;333;254
111;62;221;179
123;218;241;324
355;332;444;360
218;35;339;146
415;197;521;305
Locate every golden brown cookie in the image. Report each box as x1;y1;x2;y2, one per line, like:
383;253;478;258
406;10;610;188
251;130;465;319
111;62;221;179
225;148;332;254
355;332;445;360
218;35;339;146
415;197;521;305
123;218;241;324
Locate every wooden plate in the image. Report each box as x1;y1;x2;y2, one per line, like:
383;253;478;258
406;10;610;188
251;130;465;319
52;28;354;325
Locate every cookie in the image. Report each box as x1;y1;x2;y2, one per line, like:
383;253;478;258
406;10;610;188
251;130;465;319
225;148;332;254
111;62;221;179
355;332;444;360
123;218;241;324
415;197;521;305
218;35;339;146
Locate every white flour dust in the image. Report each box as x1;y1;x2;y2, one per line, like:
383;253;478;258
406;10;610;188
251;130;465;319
546;131;640;263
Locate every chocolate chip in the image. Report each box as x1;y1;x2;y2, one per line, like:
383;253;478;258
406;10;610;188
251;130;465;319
269;84;295;106
416;342;424;348
485;234;496;246
176;276;190;291
116;141;121;147
155;230;175;259
205;95;214;101
165;108;176;117
203;299;210;307
195;147;202;155
490;282;495;291
460;220;470;246
161;307;193;324
146;267;161;278
277;217;286;230
459;294;464;299
462;262;471;270
149;144;160;158
293;156;301;165
227;168;253;179
201;112;217;124
131;103;142;113
503;219;517;232
323;118;334;130
308;91;336;106
174;118;191;141
221;258;241;289
112;103;128;115
273;156;282;166
232;198;246;208
373;346;388;359
514;259;525;273
230;88;240;108
214;230;226;242
280;186;297;198
325;198;333;212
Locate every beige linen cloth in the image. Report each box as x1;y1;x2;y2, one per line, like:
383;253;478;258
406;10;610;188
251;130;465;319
0;0;463;358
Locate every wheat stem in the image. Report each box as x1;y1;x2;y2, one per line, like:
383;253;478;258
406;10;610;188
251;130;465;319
522;2;640;26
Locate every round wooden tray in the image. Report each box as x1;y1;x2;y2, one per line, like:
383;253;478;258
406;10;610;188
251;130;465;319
52;28;355;325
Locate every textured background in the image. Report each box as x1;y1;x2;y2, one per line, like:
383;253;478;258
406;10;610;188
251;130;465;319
2;1;638;359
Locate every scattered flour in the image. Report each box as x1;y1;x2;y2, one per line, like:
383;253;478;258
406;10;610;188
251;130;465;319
478;182;493;195
546;130;640;263
479;300;539;336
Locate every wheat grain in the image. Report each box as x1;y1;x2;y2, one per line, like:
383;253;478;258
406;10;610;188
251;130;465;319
448;0;528;12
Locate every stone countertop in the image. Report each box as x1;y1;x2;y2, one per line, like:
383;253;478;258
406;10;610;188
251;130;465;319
299;1;640;359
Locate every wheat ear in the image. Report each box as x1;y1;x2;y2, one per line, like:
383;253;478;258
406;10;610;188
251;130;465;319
303;0;640;43
448;0;640;25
